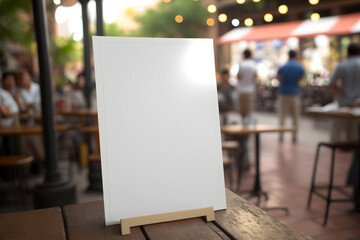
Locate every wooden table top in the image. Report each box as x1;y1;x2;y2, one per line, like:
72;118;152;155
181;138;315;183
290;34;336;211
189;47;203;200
221;124;296;135
58;109;98;117
0;124;74;136
0;207;66;240
63;189;311;240
306;107;360;119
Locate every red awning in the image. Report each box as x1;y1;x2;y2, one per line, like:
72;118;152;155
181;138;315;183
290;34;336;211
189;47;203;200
218;12;360;44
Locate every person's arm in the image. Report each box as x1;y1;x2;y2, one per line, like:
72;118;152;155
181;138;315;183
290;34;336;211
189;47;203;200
0;102;11;117
329;65;342;97
276;67;283;82
15;92;26;112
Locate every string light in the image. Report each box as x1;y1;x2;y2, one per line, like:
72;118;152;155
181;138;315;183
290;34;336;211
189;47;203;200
207;18;215;26
264;13;273;22
236;0;245;4
253;0;261;2
218;14;227;22
232;19;240;27
207;4;217;13
311;13;320;21
175;15;183;23
244;18;253;26
309;0;319;5
278;5;288;14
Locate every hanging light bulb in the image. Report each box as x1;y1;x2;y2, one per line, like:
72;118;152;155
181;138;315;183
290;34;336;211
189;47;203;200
311;13;320;21
207;18;215;26
244;18;253;26
264;13;273;22
309;0;319;5
218;14;227;23
232;19;240;27
278;5;288;14
175;15;183;23
207;4;217;13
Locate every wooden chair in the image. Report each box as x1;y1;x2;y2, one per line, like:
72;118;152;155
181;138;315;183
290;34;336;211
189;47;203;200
88;154;102;191
307;142;360;226
0;155;34;209
222;141;240;189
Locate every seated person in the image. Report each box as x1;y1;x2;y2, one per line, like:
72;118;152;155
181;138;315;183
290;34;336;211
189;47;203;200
70;72;87;110
0;72;19;127
16;69;41;115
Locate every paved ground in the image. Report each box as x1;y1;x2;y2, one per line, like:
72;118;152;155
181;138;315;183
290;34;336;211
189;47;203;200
1;111;359;239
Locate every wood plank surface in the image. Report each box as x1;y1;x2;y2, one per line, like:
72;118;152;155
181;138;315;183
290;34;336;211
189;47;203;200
142;217;229;240
63;200;145;240
213;189;312;240
306;109;360;119
0;207;66;240
221;124;295;135
0;124;73;136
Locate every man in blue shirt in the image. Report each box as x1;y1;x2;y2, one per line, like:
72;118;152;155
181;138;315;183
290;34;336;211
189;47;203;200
277;50;305;143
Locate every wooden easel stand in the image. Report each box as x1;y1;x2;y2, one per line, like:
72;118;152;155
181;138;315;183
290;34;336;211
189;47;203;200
121;206;215;235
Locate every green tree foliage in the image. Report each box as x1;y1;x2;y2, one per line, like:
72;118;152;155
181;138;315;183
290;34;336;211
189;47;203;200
105;23;128;37
0;0;33;70
134;0;208;38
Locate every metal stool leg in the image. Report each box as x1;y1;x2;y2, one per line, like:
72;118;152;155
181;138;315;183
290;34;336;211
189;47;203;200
324;148;336;226
307;144;321;208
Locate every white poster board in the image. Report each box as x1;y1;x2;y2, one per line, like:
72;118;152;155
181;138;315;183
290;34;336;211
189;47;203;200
93;36;226;226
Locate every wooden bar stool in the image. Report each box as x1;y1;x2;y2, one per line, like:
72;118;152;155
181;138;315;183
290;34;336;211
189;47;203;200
307;142;360;226
0;155;34;209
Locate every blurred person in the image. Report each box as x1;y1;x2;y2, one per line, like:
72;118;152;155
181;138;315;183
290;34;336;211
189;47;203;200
236;49;257;125
329;43;360;142
234;49;257;175
0;72;19;127
329;43;360;196
277;50;304;143
1;72;20;155
2;71;17;95
16;70;44;173
217;69;235;125
17;70;41;115
69;72;87;110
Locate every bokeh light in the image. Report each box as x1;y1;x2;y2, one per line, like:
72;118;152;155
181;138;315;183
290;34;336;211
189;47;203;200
311;13;320;21
264;13;273;22
163;0;171;3
207;4;217;13
244;18;253;26
309;0;319;5
232;19;240;27
236;0;245;4
175;15;183;23
53;0;61;5
278;5;288;14
253;0;261;2
207;18;215;26
218;14;227;22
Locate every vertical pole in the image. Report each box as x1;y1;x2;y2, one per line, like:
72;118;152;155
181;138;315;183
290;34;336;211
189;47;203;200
96;0;105;36
80;0;92;108
32;0;61;182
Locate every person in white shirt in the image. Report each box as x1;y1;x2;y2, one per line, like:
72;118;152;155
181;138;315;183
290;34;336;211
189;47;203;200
17;70;41;115
1;72;20;154
0;72;19;127
237;49;257;125
16;70;44;168
234;49;258;174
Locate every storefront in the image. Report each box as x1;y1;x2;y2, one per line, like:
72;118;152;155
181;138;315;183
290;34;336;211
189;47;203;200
218;12;360;110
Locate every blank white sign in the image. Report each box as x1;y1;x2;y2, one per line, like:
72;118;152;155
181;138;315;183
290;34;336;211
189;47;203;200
93;36;226;226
